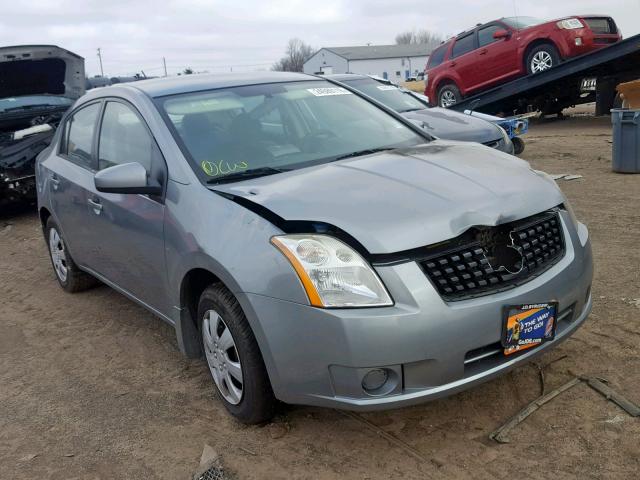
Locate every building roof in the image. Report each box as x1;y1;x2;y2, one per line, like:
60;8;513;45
319;44;430;61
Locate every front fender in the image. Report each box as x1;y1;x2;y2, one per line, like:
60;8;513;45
163;181;311;355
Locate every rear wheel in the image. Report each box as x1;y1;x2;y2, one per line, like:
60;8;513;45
437;83;461;108
526;44;559;74
45;217;97;293
198;284;276;424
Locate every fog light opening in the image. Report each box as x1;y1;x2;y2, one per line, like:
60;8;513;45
361;368;397;396
575;37;583;46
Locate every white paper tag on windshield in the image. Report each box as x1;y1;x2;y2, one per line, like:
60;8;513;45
377;85;397;91
307;87;352;96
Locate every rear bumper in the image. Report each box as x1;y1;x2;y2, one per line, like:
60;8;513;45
239;211;593;411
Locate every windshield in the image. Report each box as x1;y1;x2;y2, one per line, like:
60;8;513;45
342;78;427;113
160;80;426;184
0;95;73;113
502;16;545;29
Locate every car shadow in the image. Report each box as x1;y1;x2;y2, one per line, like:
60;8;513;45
0;202;37;221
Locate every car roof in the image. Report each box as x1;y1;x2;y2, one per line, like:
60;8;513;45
108;71;320;98
441;17;511;43
324;73;370;82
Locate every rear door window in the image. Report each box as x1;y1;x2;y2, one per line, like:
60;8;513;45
428;45;448;68
451;33;476;58
64;103;101;168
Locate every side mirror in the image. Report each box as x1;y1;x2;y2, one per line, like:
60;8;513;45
94;162;162;195
493;29;511;40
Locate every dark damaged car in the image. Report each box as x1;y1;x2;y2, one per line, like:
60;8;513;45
0;45;84;205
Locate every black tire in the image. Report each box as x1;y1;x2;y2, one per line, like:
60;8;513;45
437;83;462;108
526;44;560;75
512;136;525;155
198;284;276;424
45;217;98;293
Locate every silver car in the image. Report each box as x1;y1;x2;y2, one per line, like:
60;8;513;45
36;72;593;423
326;74;515;154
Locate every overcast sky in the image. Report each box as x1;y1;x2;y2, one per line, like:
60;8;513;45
1;0;637;77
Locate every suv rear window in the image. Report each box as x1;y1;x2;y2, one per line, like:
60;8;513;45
452;33;476;58
428;45;448;68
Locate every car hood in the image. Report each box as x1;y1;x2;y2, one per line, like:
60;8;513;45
212;142;564;254
0;45;85;101
402;107;502;143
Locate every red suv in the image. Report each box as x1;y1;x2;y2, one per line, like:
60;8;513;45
425;15;621;107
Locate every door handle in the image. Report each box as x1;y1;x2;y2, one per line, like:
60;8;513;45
479;48;488;55
88;198;103;215
50;174;60;190
449;61;457;67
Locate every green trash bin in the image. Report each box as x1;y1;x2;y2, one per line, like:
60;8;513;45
611;109;640;173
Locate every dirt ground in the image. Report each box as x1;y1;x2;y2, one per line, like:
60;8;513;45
1;109;639;480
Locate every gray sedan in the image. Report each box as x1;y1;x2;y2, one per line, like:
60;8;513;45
327;74;514;154
36;72;592;423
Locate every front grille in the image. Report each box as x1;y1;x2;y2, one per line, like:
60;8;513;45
584;17;615;34
419;211;565;301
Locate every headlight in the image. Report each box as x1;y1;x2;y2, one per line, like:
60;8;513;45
557;18;583;29
271;234;393;308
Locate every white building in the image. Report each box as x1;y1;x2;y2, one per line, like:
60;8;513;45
303;44;430;81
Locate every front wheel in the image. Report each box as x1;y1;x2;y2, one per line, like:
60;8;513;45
437;83;461;108
512;136;525;155
199;284;276;424
526;44;559;74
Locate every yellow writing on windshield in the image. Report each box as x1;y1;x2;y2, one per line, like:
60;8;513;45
201;160;248;177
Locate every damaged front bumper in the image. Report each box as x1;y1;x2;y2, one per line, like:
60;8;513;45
0;128;54;204
236;210;593;410
0;171;36;204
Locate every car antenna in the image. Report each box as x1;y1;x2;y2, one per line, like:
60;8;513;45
512;0;520;29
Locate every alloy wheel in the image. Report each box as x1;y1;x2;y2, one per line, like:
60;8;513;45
440;90;457;107
202;310;244;405
49;228;68;282
531;51;553;73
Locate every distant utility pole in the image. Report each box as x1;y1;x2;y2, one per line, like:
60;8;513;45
97;47;104;77
163;57;167;77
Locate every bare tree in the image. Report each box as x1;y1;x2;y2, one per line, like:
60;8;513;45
395;29;444;51
395;31;414;45
272;38;315;72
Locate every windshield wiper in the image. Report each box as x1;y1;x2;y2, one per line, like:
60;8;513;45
206;166;290;185
399;107;425;113
333;147;394;161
